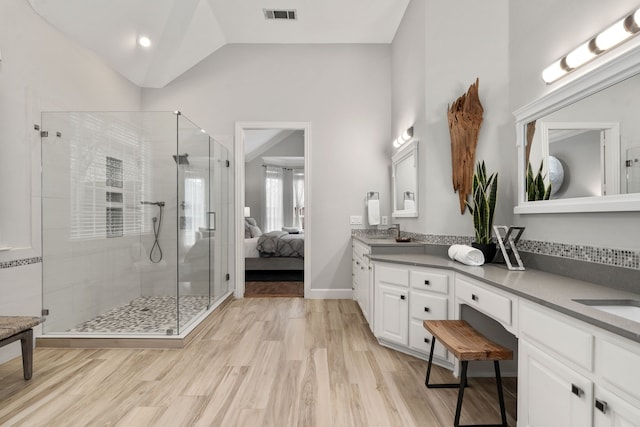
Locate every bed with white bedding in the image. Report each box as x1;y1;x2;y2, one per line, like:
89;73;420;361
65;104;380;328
244;218;304;281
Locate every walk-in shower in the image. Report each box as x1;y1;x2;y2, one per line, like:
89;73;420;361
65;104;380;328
40;111;231;339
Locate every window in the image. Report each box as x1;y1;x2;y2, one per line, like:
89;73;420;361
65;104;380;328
292;168;305;229
70;113;148;239
183;172;206;247
264;165;284;232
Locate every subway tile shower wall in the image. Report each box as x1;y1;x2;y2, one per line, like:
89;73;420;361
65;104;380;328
351;229;640;270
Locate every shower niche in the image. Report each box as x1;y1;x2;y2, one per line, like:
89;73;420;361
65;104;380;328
40;111;231;339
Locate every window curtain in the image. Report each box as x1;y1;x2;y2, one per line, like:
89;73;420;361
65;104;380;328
292;169;305;229
264;165;284;232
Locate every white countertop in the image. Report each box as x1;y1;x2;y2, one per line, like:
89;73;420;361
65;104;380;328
367;252;640;343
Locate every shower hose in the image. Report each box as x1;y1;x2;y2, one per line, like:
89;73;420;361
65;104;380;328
149;206;164;263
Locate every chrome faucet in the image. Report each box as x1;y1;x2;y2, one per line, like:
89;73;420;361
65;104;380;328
388;223;400;238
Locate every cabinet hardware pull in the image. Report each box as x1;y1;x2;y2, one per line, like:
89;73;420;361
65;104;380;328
424;337;430;343
571;384;583;397
595;399;608;414
471;294;478;301
400;295;406;300
424;280;430;285
424;307;430;312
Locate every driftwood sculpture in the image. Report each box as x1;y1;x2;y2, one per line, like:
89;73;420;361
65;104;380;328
525;120;536;166
448;78;484;214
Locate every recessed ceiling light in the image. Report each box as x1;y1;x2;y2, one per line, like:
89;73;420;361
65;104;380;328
138;36;151;48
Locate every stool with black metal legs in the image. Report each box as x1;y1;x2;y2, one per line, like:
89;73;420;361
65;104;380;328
423;320;513;427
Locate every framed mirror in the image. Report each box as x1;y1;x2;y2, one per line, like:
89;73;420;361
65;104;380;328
514;40;640;213
392;139;418;217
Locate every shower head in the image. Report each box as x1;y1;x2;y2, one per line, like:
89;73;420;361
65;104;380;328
172;153;190;165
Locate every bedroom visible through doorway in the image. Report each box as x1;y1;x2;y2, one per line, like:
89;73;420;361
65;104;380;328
235;122;310;298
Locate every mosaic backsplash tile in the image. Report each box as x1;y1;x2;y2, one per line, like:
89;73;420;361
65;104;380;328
351;229;640;270
0;256;42;269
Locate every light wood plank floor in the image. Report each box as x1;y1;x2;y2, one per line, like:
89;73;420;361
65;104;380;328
0;299;516;426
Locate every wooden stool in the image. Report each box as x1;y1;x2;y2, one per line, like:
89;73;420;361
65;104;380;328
0;316;45;380
423;320;513;427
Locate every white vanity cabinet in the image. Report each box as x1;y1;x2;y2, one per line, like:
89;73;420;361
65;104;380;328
408;268;451;360
518;299;640;427
518;339;593;427
455;275;517;334
373;261;453;363
374;264;409;345
352;240;372;325
593;386;640;427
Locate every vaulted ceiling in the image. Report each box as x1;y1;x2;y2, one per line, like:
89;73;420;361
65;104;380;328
28;0;409;88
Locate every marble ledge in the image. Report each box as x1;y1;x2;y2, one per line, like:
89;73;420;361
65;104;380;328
368;252;640;345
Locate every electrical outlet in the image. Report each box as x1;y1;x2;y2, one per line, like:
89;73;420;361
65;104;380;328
350;215;363;225
381;216;389;226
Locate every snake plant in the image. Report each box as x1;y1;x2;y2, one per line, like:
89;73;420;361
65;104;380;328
526;161;551;201
466;161;498;244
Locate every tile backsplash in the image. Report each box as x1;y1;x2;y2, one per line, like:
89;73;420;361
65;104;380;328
351;229;640;270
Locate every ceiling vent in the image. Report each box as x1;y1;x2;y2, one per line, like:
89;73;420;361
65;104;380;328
263;9;297;21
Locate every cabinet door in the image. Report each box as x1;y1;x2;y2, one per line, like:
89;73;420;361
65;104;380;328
593;386;640;427
356;259;370;323
375;283;408;345
519;340;593;427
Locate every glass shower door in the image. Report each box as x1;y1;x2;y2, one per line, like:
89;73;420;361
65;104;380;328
176;115;211;332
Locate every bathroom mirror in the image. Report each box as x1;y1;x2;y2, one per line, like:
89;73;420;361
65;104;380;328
392;139;418;217
514;41;640;213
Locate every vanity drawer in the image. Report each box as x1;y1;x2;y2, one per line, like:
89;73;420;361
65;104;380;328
410;291;448;320
456;277;512;326
520;301;594;372
409;318;448;358
410;268;449;294
376;264;409;287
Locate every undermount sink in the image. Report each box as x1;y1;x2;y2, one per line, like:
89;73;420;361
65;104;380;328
573;299;640;323
366;235;394;240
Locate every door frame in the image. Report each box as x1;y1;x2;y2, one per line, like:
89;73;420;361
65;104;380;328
234;121;311;298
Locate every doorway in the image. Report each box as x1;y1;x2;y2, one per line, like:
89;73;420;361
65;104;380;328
234;122;311;298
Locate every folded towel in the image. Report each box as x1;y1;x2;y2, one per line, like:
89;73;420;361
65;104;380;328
403;199;415;211
367;199;380;225
448;244;485;266
282;226;300;233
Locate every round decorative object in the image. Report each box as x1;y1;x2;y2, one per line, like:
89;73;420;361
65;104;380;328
548;155;564;196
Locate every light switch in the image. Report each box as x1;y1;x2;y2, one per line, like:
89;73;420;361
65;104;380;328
350;215;363;225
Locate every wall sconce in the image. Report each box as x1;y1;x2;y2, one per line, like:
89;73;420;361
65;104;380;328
392;126;414;148
542;7;640;84
244;207;251;217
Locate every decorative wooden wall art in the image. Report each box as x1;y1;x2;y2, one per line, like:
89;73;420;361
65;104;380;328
448;78;484;214
525;120;536;166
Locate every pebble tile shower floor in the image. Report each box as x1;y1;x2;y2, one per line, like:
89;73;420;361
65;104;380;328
68;295;210;334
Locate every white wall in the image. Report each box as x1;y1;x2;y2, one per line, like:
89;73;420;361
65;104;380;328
392;0;511;237
510;0;640;249
0;0;140;364
142;44;392;295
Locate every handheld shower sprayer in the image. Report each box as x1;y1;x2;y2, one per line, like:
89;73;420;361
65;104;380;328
140;201;165;262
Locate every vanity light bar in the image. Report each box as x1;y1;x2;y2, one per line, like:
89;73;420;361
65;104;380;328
392;126;414;148
542;7;640;84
